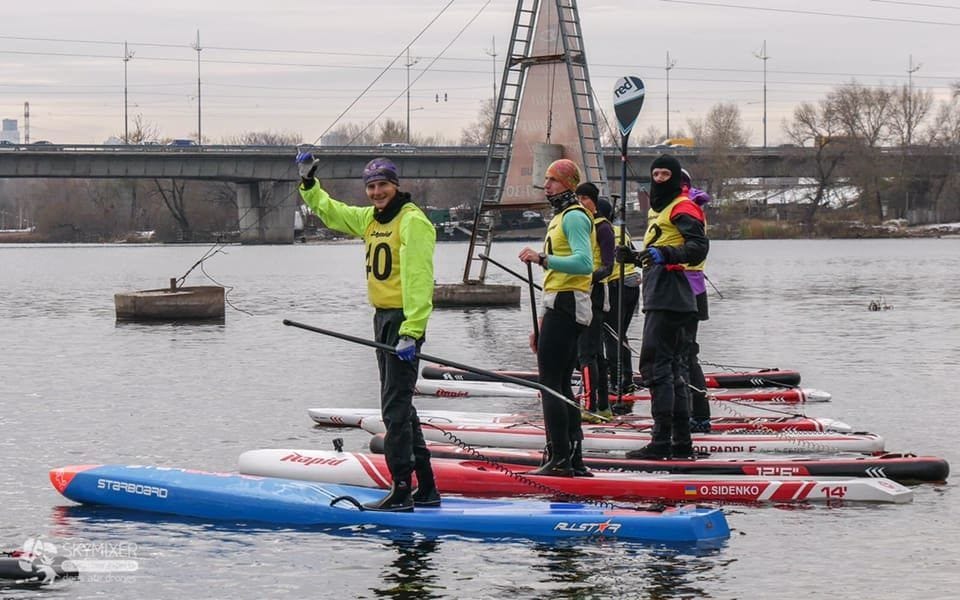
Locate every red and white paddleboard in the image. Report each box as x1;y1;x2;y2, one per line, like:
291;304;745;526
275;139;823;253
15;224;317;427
237;449;912;504
413;379;832;403
373;439;948;484
421;365;803;389
307;407;853;433
358;418;884;454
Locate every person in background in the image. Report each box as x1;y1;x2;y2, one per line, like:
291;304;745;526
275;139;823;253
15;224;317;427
616;155;708;460
296;152;440;510
680;168;713;433
574;182;615;423
597;197;641;415
519;159;594;477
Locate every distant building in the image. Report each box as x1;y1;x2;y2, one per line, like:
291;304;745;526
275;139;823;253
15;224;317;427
1;119;19;143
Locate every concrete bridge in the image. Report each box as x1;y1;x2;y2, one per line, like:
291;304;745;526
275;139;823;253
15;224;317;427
1;143;953;242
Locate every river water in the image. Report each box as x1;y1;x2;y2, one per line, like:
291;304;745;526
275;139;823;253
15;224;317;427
1;239;958;599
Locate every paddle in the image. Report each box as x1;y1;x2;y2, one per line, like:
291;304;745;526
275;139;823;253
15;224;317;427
283;319;609;421
612;75;646;404
526;262;539;349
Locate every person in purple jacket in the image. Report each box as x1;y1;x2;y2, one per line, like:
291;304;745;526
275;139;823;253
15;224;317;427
680;168;713;433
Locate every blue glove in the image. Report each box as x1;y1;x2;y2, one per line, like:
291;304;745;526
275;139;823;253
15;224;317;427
395;336;418;362
296;151;318;182
638;247;665;268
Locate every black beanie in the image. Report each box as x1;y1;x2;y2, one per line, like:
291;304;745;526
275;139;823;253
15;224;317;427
575;182;599;202
596;198;613;220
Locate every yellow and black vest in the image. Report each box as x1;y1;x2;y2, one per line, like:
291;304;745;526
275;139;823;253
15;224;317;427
363;202;423;308
543;204;594;293
644;194;704;271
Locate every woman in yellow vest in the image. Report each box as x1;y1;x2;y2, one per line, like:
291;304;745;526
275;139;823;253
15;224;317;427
519;159;594;477
616;154;708;460
296;153;439;510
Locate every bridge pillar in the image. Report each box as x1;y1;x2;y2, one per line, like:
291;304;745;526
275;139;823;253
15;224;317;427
237;181;298;244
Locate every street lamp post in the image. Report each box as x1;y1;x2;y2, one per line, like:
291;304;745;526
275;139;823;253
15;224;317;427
753;40;770;148
484;36;497;102
405;48;420;145
665;51;677;138
123;41;134;144
192;30;203;144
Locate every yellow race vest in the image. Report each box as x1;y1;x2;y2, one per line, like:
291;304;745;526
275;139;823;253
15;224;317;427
363;202;423;308
543;204;594;293
644;194;704;271
604;224;639;283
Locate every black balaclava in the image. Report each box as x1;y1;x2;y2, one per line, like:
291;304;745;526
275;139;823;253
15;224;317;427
649;154;683;212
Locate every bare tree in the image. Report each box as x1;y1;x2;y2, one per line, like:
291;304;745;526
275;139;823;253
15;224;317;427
459;98;496;145
123;114;162;144
784;100;846;230
686;103;749;201
889;85;933;147
223;130;303;146
153;179;191;240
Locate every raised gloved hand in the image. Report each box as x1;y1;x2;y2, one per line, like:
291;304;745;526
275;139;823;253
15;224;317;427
296;151;319;187
637;246;665;268
615;245;639;265
395;336;418;362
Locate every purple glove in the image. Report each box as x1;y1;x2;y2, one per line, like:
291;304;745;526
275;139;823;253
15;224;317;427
688;186;712;207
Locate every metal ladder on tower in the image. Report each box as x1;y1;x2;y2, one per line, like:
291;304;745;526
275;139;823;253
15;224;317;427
461;0;608;284
557;0;608;193
461;0;538;284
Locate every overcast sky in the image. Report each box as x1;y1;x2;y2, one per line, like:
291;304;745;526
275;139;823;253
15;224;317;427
1;0;956;145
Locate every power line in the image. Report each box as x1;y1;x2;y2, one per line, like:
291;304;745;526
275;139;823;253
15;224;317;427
658;0;960;26
871;0;960;9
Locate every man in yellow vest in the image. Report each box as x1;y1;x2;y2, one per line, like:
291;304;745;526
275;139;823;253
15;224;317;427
296;153;439;510
616;154;709;460
519;158;595;476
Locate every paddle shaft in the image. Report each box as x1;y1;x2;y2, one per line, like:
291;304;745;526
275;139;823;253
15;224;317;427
283;319;595;416
526;262;539;349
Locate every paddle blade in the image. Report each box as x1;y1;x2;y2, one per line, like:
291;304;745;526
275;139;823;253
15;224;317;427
613;76;646;138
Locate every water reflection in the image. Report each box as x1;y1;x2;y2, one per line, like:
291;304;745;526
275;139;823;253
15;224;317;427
518;541;724;600
370;537;442;599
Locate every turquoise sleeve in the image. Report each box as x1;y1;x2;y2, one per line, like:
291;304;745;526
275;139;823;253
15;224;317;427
547;210;594;274
299;184;374;237
397;211;436;339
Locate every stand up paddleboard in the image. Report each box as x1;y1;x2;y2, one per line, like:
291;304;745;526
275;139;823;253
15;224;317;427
307;407;853;433
421;365;802;388
366;437;948;485
359;418;884;454
238;449;913;504
414;379;832;403
49;464;729;544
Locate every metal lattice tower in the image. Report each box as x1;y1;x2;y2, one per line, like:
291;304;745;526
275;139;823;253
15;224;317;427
461;0;608;284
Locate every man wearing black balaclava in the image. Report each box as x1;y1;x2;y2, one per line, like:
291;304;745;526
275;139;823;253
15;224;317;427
615;154;709;459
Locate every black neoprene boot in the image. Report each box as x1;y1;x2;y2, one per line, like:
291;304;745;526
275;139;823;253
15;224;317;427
363;479;413;512
412;467;442;507
528;442;574;477
570;440;593;477
625;418;671;460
